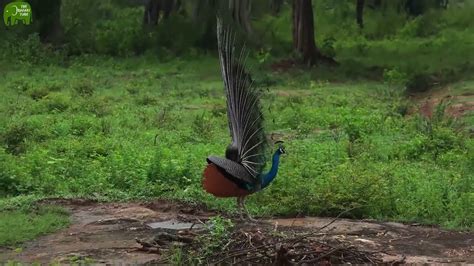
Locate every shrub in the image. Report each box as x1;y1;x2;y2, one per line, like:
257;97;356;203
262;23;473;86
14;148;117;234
44;93;71;112
28;88;50;100
81;97;112;117
126;86;140;95
147;148;193;188
1;34;65;65
383;68;409;89
70;116;95;136
136;94;158;106
8;79;30;93
192;114;213;140
73;82;95;97
406;73;436;93
1;122;32;155
46;82;62;92
0;159;21;196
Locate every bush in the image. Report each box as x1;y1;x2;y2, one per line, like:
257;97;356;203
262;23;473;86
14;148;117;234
70;116;96;136
0;34;65;65
406;74;436;93
73;82;95;97
136;94;158;106
1;123;32;155
192;114;214;140
0;167;21;197
147;148;193;188
383;68;409;88
28;87;50;100
44;93;71;112
8;79;31;92
80;96;112;117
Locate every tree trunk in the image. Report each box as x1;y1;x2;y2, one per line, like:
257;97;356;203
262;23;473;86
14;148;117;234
162;0;178;19
368;0;382;9
405;0;426;16
0;0;8;15
143;0;160;25
30;0;63;43
143;0;178;26
192;0;219;50
356;0;365;29
270;0;284;15
292;0;319;65
230;0;252;34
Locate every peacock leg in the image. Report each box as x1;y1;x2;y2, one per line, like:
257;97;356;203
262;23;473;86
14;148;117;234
241;196;257;222
237;197;244;220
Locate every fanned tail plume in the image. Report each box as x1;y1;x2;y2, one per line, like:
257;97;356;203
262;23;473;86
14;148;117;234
216;17;268;185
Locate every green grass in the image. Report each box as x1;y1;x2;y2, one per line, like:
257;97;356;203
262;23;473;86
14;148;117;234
0;55;472;229
0;205;70;246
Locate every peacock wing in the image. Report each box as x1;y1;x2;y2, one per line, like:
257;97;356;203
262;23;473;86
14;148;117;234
206;156;254;184
216;17;268;183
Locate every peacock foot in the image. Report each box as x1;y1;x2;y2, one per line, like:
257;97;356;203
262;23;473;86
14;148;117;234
235;213;257;223
236;197;258;223
245;216;258;223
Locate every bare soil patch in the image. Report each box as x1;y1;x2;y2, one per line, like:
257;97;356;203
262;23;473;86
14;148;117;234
411;86;474;119
0;199;472;264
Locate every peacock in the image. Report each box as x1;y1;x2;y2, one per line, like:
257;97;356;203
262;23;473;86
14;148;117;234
202;17;285;221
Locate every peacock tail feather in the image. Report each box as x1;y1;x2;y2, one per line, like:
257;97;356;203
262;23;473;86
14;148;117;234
216;17;268;184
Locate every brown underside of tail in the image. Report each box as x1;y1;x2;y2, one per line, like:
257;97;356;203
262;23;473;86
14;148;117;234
202;164;251;197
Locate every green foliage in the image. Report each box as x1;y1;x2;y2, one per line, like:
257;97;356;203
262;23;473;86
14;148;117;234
168;245;186;265
1;0;473;88
1;0;474;230
199;216;234;257
0;57;471;228
59;0;213;56
0;34;59;65
0;205;70;246
383;68;409;88
192;114;214;140
80;96;112;117
0;151;22;196
136;94;158;106
1;122;32;155
43;93;71;113
28;87;50;101
166;216;234;264
321;37;336;58
73;82;95;97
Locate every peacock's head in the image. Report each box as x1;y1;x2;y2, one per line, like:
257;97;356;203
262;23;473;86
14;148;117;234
275;141;286;155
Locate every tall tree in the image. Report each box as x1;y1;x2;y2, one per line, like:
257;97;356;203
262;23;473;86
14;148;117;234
403;0;448;16
30;0;63;43
143;0;179;26
270;0;285;15
192;0;219;49
143;0;160;25
368;0;382;9
356;0;365;29
229;0;252;34
292;0;325;65
404;0;425;16
0;0;7;15
192;0;253;43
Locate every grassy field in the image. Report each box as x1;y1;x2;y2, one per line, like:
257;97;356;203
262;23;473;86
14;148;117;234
0;205;69;246
0;55;472;232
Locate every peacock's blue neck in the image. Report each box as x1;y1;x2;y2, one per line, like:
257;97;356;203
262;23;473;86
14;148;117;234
261;150;282;188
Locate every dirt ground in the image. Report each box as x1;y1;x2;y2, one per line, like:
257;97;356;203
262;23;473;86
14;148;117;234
411;85;474;119
0;199;472;264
